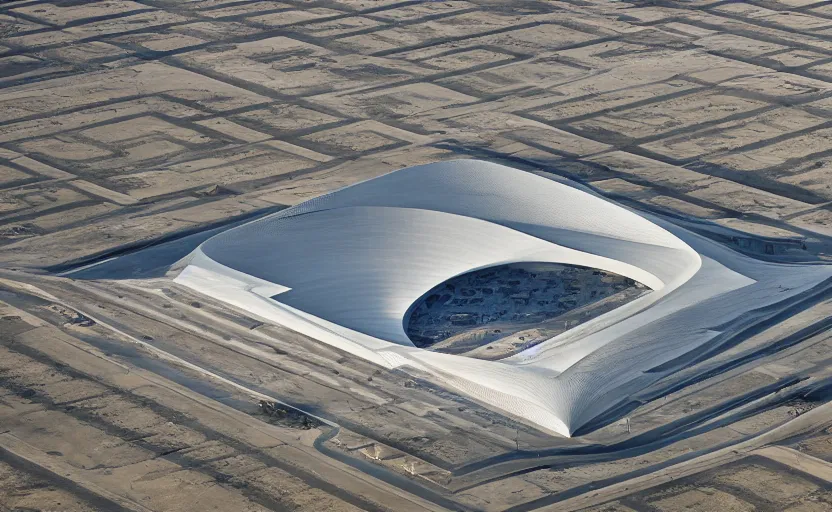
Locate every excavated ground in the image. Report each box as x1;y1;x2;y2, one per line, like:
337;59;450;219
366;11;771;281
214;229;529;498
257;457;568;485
405;262;648;359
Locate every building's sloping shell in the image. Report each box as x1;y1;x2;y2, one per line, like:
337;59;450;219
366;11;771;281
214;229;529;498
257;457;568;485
176;160;832;436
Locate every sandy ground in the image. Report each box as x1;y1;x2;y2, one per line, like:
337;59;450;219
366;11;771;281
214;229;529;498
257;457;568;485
1;0;832;511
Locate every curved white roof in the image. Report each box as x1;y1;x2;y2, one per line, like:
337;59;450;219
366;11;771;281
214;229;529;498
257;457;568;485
176;160;832;436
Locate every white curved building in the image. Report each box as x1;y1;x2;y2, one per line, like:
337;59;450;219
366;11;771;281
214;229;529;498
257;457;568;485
176;160;832;437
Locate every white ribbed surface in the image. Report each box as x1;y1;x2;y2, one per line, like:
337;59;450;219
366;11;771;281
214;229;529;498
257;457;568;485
175;160;832;436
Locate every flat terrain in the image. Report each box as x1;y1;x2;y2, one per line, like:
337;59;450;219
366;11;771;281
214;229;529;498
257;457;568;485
1;0;832;511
